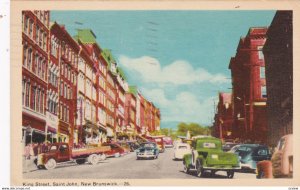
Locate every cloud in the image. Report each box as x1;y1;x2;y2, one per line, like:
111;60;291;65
118;55;228;85
141;88;216;125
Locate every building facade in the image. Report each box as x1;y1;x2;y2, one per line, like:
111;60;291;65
229;27;268;143
263;11;293;146
22;10;50;144
50;23;79;147
213;93;233;140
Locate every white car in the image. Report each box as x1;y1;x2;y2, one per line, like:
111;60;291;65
173;143;191;160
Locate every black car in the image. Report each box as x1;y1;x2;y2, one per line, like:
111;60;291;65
232;144;272;172
136;142;159;160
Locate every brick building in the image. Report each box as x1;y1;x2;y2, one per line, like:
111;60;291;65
50;23;80;147
229;27;268;143
213;92;234;140
22;11;50;144
263;11;293;146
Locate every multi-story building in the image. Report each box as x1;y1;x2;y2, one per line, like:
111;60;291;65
50;23;79;146
263;11;293;146
115;67;128;140
154;108;161;132
22;10;50;144
101;49;117;140
74;29;107;145
213;92;233;140
138;93;146;135
125;86;138;138
229;27;268;143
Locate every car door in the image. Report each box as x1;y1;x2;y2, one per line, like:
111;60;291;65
57;144;69;162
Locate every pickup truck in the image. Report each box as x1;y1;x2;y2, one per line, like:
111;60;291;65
36;143;111;170
183;137;240;178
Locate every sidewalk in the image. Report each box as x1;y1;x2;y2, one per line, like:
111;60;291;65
22;156;38;173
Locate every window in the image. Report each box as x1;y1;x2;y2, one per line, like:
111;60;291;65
60;81;64;96
29;19;33;38
258;46;264;60
27;48;32;70
31;86;36;110
23;45;28;66
261;86;267;98
260;66;265;79
23;16;28;33
25;82;30;107
22;80;25;105
35;25;39;42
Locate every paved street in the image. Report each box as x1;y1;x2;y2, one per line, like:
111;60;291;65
23;148;256;179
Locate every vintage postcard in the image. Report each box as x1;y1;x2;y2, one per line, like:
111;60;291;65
10;0;300;187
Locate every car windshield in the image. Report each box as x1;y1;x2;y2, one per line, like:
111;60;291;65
141;143;155;148
178;146;188;149
235;146;255;158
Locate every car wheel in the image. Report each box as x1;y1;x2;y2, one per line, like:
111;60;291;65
210;170;216;177
88;154;99;165
45;158;56;170
114;152;120;158
75;159;86;165
196;159;204;177
99;154;106;161
227;171;234;178
183;163;190;174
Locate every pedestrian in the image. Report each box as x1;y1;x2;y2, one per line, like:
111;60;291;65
23;143;34;173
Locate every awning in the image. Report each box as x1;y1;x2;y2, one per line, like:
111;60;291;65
47;126;57;133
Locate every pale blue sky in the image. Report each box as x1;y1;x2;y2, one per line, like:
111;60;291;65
51;11;276;129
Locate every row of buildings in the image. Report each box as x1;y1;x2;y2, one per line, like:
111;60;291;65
212;11;292;146
22;10;161;148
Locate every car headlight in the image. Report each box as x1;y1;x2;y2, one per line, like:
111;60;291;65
211;154;218;159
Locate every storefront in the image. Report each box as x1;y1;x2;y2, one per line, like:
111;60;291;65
22;112;46;145
46;111;58;143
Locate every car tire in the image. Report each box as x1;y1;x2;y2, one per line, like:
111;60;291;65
75;159;86;165
137;157;140;160
99;154;106;161
183;162;190;174
45;158;57;170
227;171;234;178
196;159;204;177
114;153;120;158
88;154;99;165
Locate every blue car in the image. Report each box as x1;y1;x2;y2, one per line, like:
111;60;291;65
136;142;159;160
231;144;272;172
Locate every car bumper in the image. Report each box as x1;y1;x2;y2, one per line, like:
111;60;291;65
137;153;155;158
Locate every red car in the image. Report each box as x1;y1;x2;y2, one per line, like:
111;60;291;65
103;143;126;158
163;136;173;148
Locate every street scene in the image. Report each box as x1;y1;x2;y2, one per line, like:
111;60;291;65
21;10;292;179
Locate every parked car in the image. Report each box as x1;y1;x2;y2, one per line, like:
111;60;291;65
163;136;173;148
222;142;239;152
182;137;240;178
103;143;126;158
116;141;130;154
272;134;293;178
173;143;191;160
136;142;159;160
35;143;111;170
231;144;272;172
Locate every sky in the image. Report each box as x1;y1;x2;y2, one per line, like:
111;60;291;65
51;10;276;129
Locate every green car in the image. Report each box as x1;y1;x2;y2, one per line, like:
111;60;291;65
182;137;240;178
